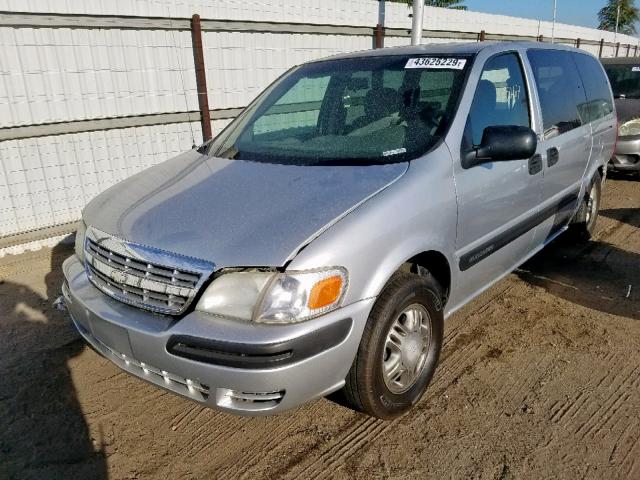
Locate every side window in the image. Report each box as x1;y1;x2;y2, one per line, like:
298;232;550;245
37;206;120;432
467;53;531;145
527;50;587;139
572;53;614;123
253;76;330;135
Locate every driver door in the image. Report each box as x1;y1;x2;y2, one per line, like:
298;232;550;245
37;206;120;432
453;51;543;302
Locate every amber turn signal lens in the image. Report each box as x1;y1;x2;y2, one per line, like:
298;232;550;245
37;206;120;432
308;275;343;310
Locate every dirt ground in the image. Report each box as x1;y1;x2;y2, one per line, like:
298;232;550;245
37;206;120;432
1;174;639;480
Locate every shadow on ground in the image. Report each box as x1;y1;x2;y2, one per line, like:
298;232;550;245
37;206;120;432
517;214;640;321
0;242;107;480
600;207;640;229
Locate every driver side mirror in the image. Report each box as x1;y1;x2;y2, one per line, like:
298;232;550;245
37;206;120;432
463;125;537;168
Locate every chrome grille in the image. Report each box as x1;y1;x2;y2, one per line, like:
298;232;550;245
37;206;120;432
84;227;214;315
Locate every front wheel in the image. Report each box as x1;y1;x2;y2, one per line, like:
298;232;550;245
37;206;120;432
343;271;444;419
569;171;602;241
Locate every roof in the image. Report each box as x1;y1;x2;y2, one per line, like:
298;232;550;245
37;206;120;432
314;40;585;63
601;56;640;65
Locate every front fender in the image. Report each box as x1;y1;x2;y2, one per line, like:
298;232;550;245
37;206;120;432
287;145;458;313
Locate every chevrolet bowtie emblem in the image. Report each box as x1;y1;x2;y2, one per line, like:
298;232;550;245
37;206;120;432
111;270;127;284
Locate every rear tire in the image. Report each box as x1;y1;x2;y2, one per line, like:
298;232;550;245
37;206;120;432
343;271;444;419
569;171;601;241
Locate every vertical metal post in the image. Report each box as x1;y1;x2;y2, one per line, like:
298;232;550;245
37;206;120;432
614;2;621;45
411;0;424;46
191;14;212;142
576;38;581;49
538;35;544;42
599;39;605;58
616;42;621;57
551;0;557;43
635;45;638;57
479;30;486;42
375;23;384;48
376;0;385;49
627;43;631;57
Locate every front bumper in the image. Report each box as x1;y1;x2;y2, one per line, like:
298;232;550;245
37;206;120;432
610;134;640;171
62;255;374;415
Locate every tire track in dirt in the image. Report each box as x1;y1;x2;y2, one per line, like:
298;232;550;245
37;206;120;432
621;433;640;477
173;411;249;457
284;416;386;480
531;350;640;473
548;353;616;424
573;362;640;438
226;402;327;479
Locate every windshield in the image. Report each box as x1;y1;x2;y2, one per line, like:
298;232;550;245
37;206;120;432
604;64;640;98
207;55;471;165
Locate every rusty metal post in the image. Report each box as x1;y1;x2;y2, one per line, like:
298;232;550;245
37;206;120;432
375;23;384;48
575;38;581;49
479;30;486;42
191;14;212;142
599;39;604;58
616;42;621;57
538;35;544;42
627;44;631;57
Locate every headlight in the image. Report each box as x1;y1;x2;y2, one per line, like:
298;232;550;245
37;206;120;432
195;267;348;324
75;220;87;262
619;118;640;137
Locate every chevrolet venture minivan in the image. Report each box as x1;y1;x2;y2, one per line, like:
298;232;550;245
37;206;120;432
63;42;615;419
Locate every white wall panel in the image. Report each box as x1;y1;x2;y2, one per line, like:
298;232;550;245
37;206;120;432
0;0;380;26
0;27;198;128
0;122;198;238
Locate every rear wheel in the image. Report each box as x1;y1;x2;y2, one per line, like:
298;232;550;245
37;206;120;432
343;271;444;419
569;171;602;241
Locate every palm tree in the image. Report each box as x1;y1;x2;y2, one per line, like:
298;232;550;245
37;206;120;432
388;0;467;10
598;0;639;35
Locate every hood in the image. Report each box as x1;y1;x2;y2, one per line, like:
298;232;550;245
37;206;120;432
615;97;640;124
83;150;408;268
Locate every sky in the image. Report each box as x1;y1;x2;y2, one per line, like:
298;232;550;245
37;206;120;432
463;0;610;30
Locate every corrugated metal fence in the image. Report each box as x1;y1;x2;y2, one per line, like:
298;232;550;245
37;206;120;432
1;0;637;255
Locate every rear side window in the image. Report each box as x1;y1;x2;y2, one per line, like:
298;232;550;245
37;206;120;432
467;52;531;145
572;53;614;122
527;49;587;139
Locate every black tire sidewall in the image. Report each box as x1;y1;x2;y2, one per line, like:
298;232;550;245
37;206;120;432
359;273;444;418
570;171;602;240
585;174;602;234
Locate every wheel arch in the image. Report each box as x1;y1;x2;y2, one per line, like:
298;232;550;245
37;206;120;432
371;249;452;308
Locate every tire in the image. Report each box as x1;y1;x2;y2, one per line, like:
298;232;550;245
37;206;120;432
343;271;444;419
569;171;602;241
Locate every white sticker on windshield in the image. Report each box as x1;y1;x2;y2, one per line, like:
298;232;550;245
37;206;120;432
383;148;407;157
405;57;467;70
632;66;640;72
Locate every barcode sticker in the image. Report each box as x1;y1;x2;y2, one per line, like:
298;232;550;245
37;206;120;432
405;57;467;70
632;66;640;72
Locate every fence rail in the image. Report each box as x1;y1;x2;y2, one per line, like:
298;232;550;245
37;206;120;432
1;10;634;47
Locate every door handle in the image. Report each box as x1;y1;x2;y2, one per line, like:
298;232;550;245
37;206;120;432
529;154;542;175
547;147;559;167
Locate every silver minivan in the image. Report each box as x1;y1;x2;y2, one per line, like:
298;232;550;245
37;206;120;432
63;41;616;419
